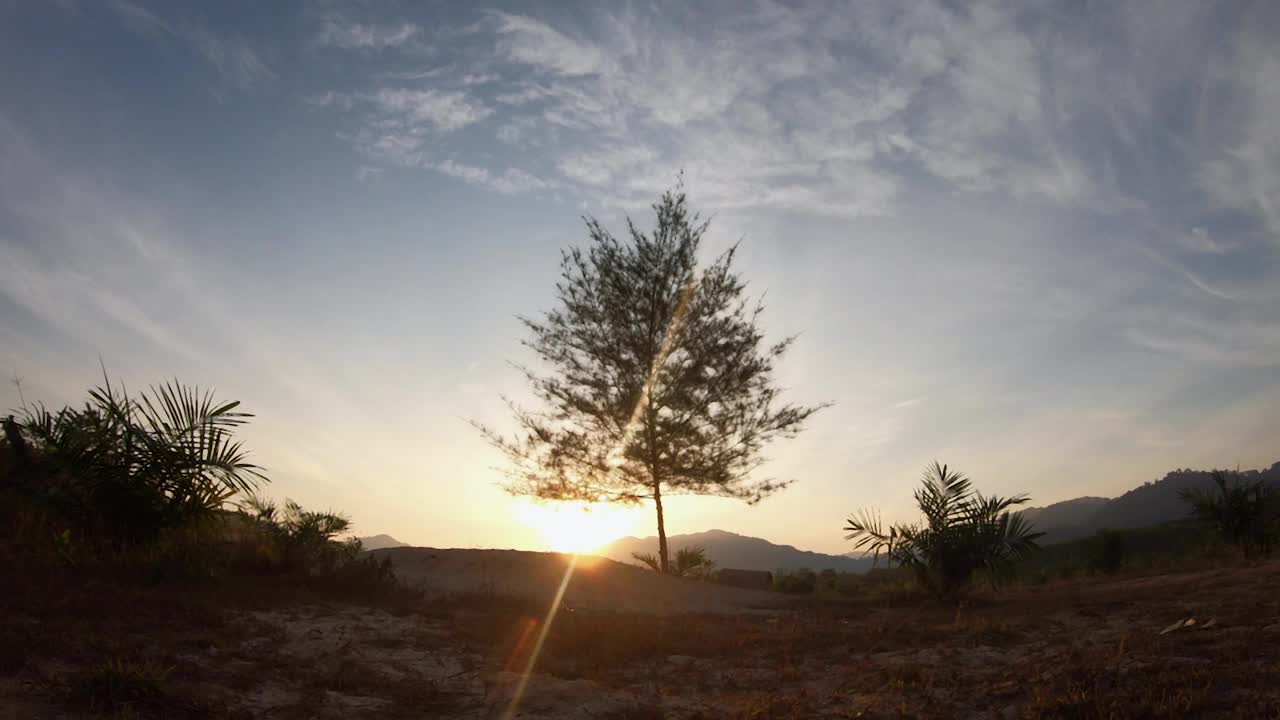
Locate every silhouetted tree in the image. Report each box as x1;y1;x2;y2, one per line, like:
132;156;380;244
631;545;716;579
11;377;265;542
477;186;826;572
1180;470;1277;556
844;462;1043;599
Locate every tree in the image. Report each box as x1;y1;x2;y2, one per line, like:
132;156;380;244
632;545;716;579
478;186;826;573
1180;470;1277;556
843;462;1042;599
11;377;265;543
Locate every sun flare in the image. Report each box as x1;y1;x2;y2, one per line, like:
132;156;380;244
513;500;644;553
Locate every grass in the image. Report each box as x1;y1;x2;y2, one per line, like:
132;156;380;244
6;556;1280;717
4;518;1279;719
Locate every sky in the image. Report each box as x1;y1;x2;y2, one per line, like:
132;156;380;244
1;1;1278;556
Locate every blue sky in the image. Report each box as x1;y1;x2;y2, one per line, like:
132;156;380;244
2;1;1278;554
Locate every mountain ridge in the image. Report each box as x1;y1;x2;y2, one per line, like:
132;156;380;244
357;534;409;551
1020;461;1280;542
600;528;875;573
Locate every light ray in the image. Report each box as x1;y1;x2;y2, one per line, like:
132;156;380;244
500;553;579;720
504;272;697;718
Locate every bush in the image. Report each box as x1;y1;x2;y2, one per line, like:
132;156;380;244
1089;529;1126;574
631;545;716;579
3;378;265;546
1180;471;1278;556
818;568;838;591
239;496;359;574
775;568;817;594
66;657;171;715
844;462;1043;599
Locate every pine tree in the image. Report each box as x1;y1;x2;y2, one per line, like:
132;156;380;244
477;186;826;572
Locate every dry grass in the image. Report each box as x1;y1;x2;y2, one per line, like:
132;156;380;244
4;552;1280;718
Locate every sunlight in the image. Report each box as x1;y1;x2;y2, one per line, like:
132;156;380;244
513;500;644;553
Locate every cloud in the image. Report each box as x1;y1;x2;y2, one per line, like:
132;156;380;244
368;88;493;132
1198;35;1280;242
109;1;273;92
184;26;275;91
354;165;382;183
430;160;556;195
310;0;1280;243
318;19;420;50
489;12;606;76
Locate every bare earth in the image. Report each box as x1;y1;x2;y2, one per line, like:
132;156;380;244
6;549;1280;718
373;547;787;615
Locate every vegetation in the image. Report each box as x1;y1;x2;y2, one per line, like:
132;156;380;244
1088;529;1127;574
774;567;817;594
1180;470;1278;556
843;462;1043;599
3;377;264;545
632;544;717;579
1012;519;1211;582
241;495;357;571
477;185;826;573
1;375;399;588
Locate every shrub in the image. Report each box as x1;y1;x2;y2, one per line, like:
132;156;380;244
818;568;838;591
66;657;171;715
4;378;265;545
1089;529;1126;574
775;568;817;594
843;462;1043;599
1180;470;1277;556
631;545;716;579
239;496;358;574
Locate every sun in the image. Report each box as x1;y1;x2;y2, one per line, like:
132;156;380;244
513;500;643;553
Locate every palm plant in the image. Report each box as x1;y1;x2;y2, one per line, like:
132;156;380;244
632;545;716;578
843;462;1043;599
241;495;357;573
1180;471;1276;556
11;377;265;542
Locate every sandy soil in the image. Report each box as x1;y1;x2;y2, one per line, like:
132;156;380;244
372;547;787;615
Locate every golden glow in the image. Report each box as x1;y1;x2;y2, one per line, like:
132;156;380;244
501;553;578;720
513;500;644;553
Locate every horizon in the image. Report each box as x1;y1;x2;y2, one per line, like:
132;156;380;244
3;1;1279;556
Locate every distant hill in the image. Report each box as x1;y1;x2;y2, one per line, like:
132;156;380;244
600;529;875;574
358;534;409;551
1022;461;1280;543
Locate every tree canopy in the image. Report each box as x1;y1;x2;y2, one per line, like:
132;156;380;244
478;186;826;571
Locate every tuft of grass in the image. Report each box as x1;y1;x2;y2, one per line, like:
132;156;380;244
65;657;171;715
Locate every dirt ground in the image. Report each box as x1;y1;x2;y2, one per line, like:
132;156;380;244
373;547;786;614
5;551;1280;719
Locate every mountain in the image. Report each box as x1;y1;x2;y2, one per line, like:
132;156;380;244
1022;461;1280;543
1017;497;1110;542
600;529;875;574
358;534;409;551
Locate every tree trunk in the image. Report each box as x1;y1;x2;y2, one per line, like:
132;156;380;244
654;483;670;574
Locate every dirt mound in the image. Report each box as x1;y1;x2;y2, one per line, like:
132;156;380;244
372;547;786;614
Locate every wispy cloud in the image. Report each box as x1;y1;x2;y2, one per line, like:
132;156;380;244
490;11;606;77
368;88;492;132
317;18;421;50
109;1;274;93
432;159;557;195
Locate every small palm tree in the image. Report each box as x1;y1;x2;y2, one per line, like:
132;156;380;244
14;377;265;541
843;462;1043;599
1180;471;1276;556
241;496;356;572
632;545;716;578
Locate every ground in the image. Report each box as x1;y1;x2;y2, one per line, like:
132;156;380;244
4;550;1280;719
